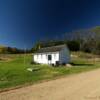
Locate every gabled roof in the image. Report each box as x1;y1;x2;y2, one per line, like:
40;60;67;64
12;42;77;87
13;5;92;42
35;44;67;53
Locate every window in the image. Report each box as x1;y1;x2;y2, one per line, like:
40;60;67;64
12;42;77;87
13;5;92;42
41;54;43;58
46;54;48;59
48;55;52;60
37;55;38;59
54;54;56;59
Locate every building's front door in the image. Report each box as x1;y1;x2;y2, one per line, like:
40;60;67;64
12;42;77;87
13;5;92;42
48;55;52;64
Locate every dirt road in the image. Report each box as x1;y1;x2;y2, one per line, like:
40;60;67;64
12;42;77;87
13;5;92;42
1;69;100;100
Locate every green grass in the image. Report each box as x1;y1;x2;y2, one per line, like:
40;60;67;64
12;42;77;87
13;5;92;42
0;53;100;90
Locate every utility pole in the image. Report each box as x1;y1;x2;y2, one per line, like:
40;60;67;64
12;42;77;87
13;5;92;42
24;46;26;66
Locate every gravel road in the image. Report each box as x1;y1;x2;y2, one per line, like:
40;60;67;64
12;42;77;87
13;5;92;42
1;69;100;100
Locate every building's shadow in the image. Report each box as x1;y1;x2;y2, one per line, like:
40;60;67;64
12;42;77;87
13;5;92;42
70;63;94;66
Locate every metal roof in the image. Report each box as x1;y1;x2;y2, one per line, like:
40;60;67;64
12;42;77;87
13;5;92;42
35;44;67;53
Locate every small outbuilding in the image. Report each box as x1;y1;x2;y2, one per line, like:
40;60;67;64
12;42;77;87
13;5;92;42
33;44;70;65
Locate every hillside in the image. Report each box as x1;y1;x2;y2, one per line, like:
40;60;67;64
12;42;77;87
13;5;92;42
0;45;6;53
32;26;100;54
91;26;100;34
0;46;26;54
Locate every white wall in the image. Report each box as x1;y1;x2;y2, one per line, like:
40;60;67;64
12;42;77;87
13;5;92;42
33;52;59;64
33;46;70;65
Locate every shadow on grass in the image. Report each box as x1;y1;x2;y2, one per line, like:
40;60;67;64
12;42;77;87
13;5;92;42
70;63;94;66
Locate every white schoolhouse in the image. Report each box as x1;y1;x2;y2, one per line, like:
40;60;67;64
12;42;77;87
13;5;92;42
33;44;70;65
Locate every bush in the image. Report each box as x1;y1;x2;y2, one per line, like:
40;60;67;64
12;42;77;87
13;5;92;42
30;61;38;65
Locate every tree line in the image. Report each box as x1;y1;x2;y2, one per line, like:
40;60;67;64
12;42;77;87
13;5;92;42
0;26;100;54
32;27;100;55
0;46;31;54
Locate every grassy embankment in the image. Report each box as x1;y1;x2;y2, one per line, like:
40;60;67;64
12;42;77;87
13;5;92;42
0;52;100;90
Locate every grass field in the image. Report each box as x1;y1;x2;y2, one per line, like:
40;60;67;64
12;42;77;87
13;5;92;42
0;53;100;91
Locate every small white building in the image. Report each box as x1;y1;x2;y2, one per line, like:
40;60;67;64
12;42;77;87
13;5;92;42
33;44;70;65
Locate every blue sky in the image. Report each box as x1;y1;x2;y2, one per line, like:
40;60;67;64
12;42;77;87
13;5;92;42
0;0;100;48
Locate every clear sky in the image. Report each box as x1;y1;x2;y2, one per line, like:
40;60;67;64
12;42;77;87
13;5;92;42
0;0;100;48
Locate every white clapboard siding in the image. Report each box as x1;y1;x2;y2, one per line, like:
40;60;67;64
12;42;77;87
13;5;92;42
33;45;70;65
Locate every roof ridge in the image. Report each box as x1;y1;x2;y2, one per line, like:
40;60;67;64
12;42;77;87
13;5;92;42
34;44;67;53
41;44;66;49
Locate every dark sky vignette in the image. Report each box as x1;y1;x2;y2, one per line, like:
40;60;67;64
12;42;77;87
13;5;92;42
0;0;100;48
